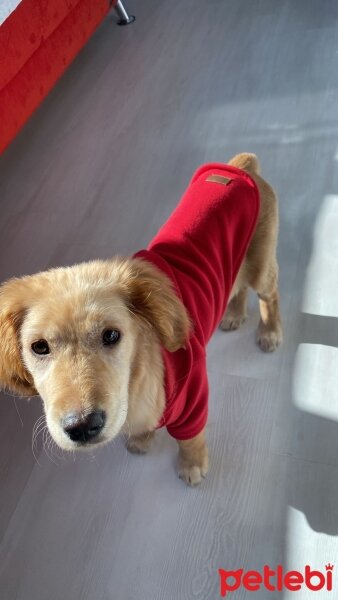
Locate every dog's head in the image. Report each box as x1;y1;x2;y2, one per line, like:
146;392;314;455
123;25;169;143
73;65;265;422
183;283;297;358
0;258;190;450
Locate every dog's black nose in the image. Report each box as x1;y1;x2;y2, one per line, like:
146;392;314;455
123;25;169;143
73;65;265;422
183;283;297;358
62;410;106;443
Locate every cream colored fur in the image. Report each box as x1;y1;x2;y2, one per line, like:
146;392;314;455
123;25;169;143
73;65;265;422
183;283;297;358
0;153;282;485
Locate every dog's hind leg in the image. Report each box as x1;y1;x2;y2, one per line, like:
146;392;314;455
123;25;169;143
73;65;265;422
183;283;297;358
220;286;248;331
221;152;283;351
255;259;283;352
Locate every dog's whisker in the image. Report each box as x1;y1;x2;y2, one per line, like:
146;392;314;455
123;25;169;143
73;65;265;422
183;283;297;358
32;415;46;432
32;415;46;445
32;419;47;446
32;421;46;443
32;429;45;451
42;428;59;466
31;421;48;466
49;438;63;462
45;439;59;466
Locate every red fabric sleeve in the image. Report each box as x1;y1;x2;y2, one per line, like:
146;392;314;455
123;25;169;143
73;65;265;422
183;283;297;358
165;358;209;440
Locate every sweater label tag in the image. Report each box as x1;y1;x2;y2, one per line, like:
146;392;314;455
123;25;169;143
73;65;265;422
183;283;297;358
206;174;232;185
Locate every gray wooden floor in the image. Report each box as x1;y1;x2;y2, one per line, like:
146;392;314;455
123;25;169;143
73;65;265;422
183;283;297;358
1;1;338;598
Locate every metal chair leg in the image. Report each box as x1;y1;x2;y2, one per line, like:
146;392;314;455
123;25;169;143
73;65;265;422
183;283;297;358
114;0;135;25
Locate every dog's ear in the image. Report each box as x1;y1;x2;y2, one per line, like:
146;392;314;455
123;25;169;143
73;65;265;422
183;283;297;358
117;258;191;352
0;279;37;396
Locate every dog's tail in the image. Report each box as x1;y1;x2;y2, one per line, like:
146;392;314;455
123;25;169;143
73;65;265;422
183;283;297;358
228;152;260;175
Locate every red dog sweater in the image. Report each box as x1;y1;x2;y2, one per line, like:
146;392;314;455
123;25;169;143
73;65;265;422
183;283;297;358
134;163;260;440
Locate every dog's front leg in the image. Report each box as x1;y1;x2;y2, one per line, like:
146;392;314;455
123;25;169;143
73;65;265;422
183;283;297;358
126;431;155;454
177;430;209;486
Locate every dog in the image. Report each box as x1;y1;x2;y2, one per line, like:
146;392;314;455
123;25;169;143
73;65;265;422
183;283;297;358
0;153;282;485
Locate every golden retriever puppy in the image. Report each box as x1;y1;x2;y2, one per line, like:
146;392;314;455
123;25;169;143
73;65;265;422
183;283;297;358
0;153;282;485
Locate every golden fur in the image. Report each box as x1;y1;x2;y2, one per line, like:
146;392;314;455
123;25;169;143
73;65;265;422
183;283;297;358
0;153;282;485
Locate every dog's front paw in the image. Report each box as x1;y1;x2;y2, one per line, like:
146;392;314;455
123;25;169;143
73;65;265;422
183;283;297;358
177;450;209;486
126;431;155;454
220;314;247;331
256;322;283;352
178;462;208;486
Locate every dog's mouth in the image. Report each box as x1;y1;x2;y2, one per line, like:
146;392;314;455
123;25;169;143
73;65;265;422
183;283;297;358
69;433;108;449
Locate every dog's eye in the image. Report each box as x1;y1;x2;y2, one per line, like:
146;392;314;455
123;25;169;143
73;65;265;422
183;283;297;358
102;329;121;346
31;339;50;355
